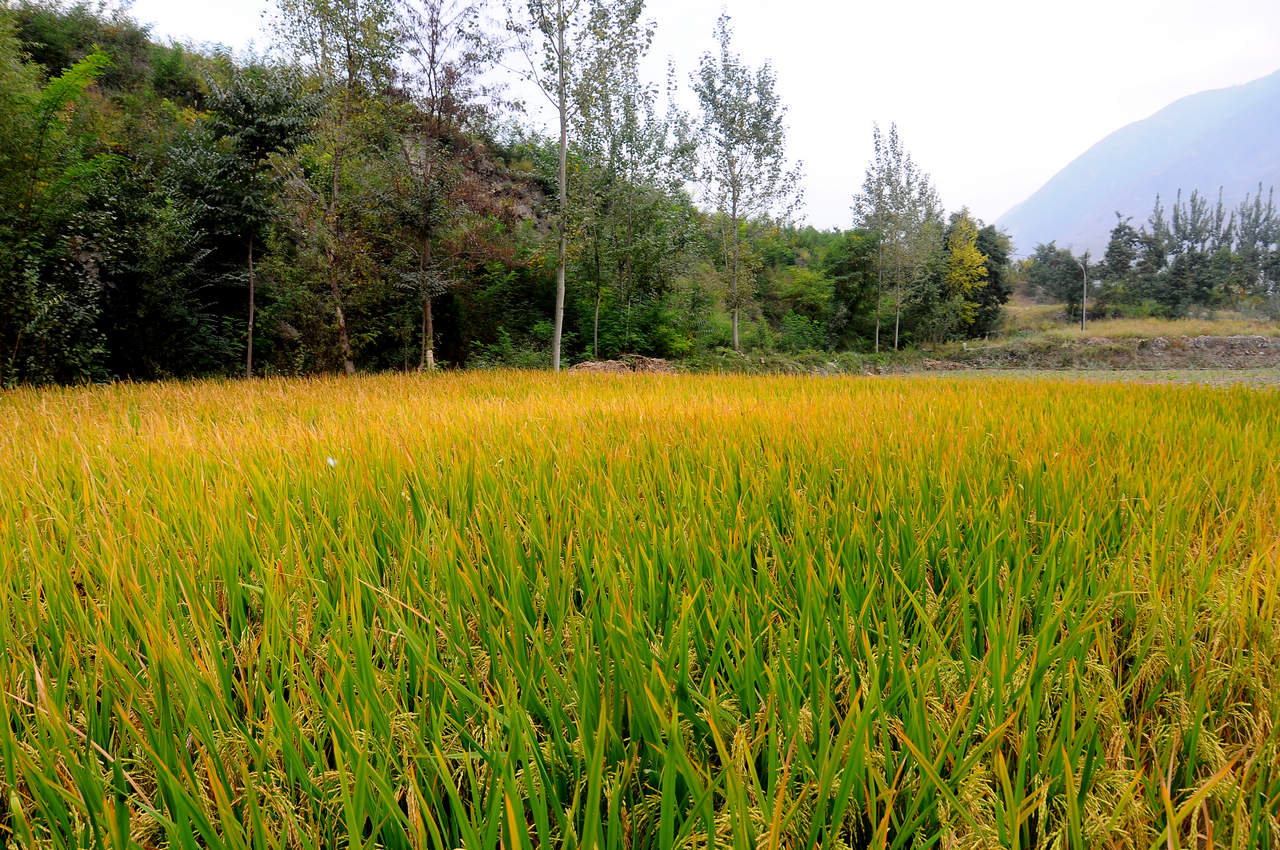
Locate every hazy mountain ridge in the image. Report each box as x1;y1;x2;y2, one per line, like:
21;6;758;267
998;69;1280;255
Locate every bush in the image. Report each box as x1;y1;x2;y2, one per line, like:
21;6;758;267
742;319;779;352
779;312;827;352
470;327;549;369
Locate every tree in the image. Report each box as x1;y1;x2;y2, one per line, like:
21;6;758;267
1102;213;1140;281
0;14;44;384
942;209;988;333
1026;241;1087;314
198;66;315;377
573;0;646;358
0;21;113;385
272;0;402;375
571;0;693;359
1154;189;1233;313
1236;185;1277;296
823;229;879;348
971;224;1012;337
394;0;493;370
507;0;587;371
692;13;801;351
851;123;941;350
403;0;492;133
1088;213;1143;315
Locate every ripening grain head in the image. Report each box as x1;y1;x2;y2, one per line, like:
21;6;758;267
1;372;1278;848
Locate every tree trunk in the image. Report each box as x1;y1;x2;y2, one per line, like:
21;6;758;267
592;230;602;359
624;180;635;341
246;236;255;379
418;234;436;371
731;195;740;352
593;287;601;360
421;296;435;370
327;252;356;375
894;253;902;351
328;70;355;376
874;240;882;354
551;0;568;373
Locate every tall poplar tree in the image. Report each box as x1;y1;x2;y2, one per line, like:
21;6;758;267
852;123;940;350
692;13;801;352
573;0;692;358
508;0;586;371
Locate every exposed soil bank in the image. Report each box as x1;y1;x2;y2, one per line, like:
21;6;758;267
568;355;675;374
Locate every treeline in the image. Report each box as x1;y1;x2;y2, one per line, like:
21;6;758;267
1027;188;1280;319
0;0;1012;385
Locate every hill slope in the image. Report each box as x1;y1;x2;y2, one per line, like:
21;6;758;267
998;69;1280;255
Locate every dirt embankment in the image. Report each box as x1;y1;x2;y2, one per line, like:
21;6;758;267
568;355;675;374
945;335;1280;370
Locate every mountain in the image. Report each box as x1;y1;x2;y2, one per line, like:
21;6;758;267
997;69;1280;255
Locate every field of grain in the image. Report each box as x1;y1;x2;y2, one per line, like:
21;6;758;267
2;373;1278;849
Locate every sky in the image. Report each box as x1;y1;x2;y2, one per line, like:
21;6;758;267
129;0;1280;229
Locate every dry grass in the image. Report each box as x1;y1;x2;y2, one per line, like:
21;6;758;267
999;301;1280;340
997;301;1066;335
1044;317;1280;339
2;372;1278;848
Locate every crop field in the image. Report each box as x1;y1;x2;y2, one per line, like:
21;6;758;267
1;372;1278;849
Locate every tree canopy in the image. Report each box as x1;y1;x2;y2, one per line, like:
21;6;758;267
0;0;1016;386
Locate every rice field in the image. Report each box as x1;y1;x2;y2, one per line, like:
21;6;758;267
1;372;1278;849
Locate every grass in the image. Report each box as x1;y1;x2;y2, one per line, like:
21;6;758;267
2;372;1279;848
1041;318;1280;340
997;301;1280;340
997;302;1066;336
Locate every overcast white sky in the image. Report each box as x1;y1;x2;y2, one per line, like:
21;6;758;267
130;0;1280;229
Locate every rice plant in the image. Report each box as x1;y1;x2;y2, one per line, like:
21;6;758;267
1;372;1277;848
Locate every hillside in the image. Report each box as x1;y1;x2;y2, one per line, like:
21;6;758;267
998;68;1280;255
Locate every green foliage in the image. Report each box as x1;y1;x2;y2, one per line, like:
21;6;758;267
823;229;879;348
971;224;1013;336
469;325;550;367
692;12;803;350
0;25;114;385
1086;188;1280;318
778;311;825;351
1027;241;1086;312
1103;213;1140;280
568;0;697;361
11;0;153;92
850;123;951;350
1;1;1028;387
942;209;988;331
